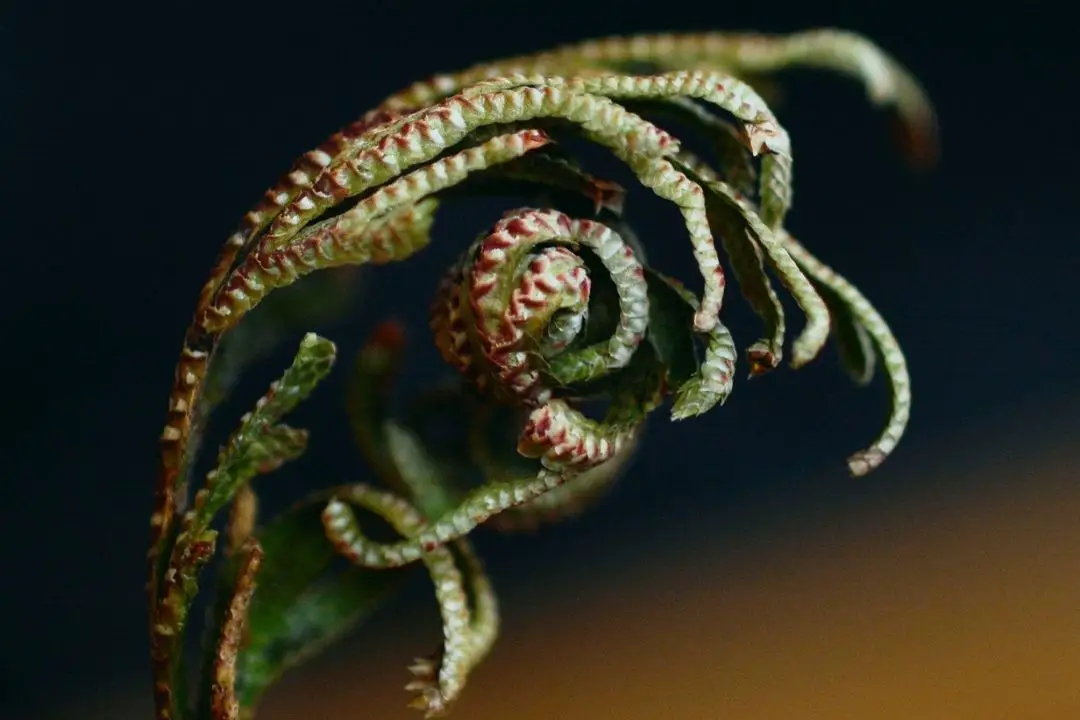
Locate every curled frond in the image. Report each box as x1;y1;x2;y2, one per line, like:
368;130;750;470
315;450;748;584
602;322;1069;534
323;486;496;717
782;233;912;476
380;28;936;165
150;27;935;720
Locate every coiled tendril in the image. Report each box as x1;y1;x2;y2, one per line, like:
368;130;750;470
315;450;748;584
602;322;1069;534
148;28;936;720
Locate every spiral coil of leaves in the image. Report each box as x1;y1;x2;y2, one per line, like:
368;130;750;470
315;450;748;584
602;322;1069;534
148;28;936;719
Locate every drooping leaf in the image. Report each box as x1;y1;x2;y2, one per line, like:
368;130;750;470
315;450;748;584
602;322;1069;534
784;232;911;476
670;151;786;374
642;269;738;420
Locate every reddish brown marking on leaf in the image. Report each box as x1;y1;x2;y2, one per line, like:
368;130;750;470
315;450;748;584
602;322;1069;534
504;217;533;236
889;111;938;169
313;172;349;200
519;293;547;310
531;408;554;436
579;276;592;296
470;279;497;299
533;273;560;294
189;540;214;563
553;212;573;234
153;684;173;720
371;320;407;351
297;152;328;174
521;128;551;149
586;178;626;214
497;315;518;342
747;346;779;376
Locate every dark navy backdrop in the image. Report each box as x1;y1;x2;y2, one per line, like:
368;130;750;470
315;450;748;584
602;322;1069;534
4;1;1077;717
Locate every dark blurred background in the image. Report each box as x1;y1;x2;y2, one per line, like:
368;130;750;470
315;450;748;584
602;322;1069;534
5;1;1079;718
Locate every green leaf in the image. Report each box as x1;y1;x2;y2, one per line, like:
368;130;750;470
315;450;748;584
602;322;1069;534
813;277;877;386
642;268;701;391
231;499;406;713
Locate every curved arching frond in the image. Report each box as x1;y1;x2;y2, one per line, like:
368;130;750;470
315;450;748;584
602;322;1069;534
148;28;936;720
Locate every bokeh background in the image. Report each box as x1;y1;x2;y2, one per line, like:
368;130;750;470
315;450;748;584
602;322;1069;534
6;1;1079;718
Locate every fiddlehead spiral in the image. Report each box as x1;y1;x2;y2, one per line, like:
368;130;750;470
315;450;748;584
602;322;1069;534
149;28;936;720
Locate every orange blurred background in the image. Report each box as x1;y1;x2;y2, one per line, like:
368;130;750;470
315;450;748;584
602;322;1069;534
74;403;1080;720
14;4;1079;719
